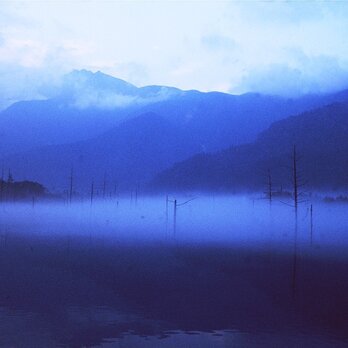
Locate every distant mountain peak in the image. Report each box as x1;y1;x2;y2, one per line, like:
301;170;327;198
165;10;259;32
64;69;138;95
55;69;186;110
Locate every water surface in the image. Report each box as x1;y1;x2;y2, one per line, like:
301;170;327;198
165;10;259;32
0;195;347;347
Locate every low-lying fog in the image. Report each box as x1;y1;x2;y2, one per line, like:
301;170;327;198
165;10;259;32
0;194;347;347
1;194;348;251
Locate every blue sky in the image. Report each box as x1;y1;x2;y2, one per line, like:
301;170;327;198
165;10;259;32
1;0;348;103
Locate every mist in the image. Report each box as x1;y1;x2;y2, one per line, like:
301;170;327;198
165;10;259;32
0;194;348;346
2;193;348;250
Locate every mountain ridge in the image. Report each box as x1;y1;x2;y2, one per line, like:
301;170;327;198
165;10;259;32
152;101;348;191
2;70;348;191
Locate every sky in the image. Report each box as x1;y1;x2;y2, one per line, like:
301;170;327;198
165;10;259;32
1;0;348;104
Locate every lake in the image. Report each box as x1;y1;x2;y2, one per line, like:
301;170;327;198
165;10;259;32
0;195;347;347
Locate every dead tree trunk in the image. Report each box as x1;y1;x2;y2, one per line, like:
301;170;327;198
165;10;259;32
166;195;169;218
292;145;298;213
135;184;138;205
113;183;117;199
165;195;169;231
7;169;13;201
173;199;177;235
292;215;298;299
102;172;107;199
310;204;313;245
69;167;73;204
267;169;273;205
90;180;94;205
0;167;3;203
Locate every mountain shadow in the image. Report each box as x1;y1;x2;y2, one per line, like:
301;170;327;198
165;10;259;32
152;102;348;192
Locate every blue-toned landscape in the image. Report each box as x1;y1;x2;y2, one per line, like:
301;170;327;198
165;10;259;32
0;196;348;347
1;1;348;347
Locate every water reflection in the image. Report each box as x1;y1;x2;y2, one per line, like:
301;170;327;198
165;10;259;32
0;196;347;347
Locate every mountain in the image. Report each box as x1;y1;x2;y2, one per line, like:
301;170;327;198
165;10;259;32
2;70;348;191
1;112;202;192
0;70;182;155
1;69;348;157
4;100;348;193
153;102;348;191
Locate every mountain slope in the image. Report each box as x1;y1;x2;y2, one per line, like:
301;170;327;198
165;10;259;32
153;102;348;191
0;70;181;155
5;101;348;192
2;112;202;191
1;69;348;157
2;70;348;191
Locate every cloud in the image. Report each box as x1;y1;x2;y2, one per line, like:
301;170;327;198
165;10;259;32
1;0;348;102
72;90;174;110
55;70;181;110
0;36;80;109
201;35;236;51
237;54;348;96
71;85;181;110
72;92;137;110
0;65;48;109
101;62;150;88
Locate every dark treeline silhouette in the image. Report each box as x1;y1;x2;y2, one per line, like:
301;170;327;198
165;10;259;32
0;176;49;201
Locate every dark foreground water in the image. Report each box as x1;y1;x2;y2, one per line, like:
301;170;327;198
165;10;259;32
0;196;347;347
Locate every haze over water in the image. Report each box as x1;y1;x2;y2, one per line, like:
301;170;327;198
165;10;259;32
0;195;347;347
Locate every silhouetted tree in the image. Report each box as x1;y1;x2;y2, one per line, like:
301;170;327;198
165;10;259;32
264;168;273;205
102;172;107;199
0;167;3;202
69;167;74;204
292;146;299;212
7;169;13;184
90;180;94;205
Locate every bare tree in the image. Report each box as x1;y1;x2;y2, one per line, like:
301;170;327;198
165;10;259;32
278;145;306;211
290;145;307;297
7;169;13;184
69;167;73;204
102;172;107;199
173;199;177;234
113;183;117;199
0;167;3;203
292;145;299;212
135;183;139;205
310;204;313;245
264;168;273;205
90;180;94;205
167;197;197;235
6;169;13;201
